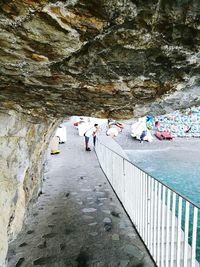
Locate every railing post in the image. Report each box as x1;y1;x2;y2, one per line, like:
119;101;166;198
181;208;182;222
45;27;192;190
177;197;183;267
166;189;171;267
149;178;154;254
161;186;166;267
157;183;162;265
183;202;190;267
191;207;198;267
147;176;151;249
139;169;142;233
145;174;148;245
153;181;158;260
170;192;176;267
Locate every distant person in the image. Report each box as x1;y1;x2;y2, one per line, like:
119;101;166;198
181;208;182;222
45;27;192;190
84;124;99;151
185;125;191;133
140;130;147;143
154;117;160;128
93;124;100;147
108;119;124;132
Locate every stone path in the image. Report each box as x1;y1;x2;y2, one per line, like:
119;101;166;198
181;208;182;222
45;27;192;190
7;122;155;267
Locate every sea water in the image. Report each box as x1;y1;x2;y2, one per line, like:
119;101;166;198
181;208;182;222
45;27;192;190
126;148;200;205
126;148;200;262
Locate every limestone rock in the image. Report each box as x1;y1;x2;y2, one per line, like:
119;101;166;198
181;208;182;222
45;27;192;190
0;110;58;266
0;0;200;119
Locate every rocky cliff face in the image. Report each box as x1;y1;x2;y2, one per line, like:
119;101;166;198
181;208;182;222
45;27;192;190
0;110;58;266
0;0;200;119
0;0;200;265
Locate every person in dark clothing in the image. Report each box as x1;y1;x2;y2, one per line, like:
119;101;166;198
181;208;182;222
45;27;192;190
93;124;99;147
140;130;147;143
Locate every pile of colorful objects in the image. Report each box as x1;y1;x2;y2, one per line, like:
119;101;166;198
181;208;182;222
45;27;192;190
157;107;200;138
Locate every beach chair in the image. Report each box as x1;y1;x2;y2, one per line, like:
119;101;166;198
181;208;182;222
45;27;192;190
155;131;173;140
155;131;164;140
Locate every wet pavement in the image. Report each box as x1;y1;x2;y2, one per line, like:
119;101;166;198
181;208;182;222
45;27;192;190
7;122;155;267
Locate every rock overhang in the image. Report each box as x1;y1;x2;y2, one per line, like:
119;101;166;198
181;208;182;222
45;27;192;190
0;0;200;120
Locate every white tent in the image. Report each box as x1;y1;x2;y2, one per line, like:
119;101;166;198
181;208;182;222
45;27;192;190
50;136;60;154
106;127;119;137
131;117;153;142
78;122;93;136
77;117;107;136
55;124;67;143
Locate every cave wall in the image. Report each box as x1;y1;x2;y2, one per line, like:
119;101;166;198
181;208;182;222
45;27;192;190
0;110;59;266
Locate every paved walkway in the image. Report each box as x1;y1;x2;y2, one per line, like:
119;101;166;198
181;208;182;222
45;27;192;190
7;122;155;267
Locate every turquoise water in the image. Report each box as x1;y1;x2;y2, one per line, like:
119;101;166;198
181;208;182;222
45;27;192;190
126;149;200;205
126;148;200;262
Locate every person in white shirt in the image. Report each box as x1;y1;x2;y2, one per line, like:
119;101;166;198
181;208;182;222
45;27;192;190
84;124;99;151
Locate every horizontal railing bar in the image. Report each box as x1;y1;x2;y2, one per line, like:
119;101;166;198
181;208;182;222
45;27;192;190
97;137;200;209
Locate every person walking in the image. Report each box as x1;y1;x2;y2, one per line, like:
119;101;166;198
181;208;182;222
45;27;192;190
84;124;99;151
93;124;100;147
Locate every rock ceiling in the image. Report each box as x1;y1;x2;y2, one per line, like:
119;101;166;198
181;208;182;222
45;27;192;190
0;0;200;120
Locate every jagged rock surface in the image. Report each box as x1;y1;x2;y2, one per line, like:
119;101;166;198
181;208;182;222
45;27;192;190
0;0;200;119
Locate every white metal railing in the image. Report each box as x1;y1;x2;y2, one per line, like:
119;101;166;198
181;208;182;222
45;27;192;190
95;138;200;267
